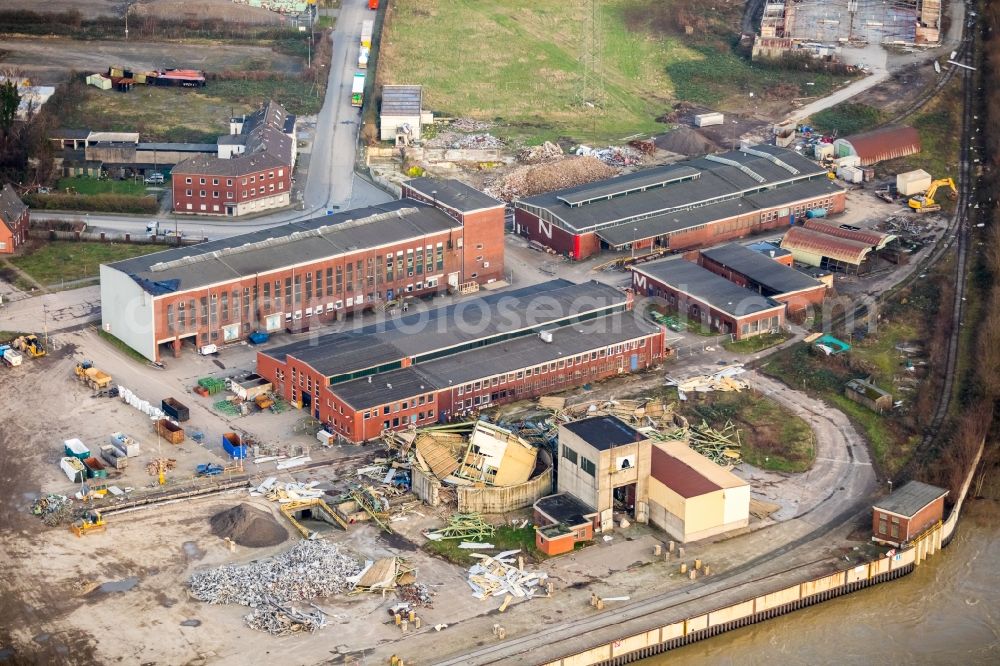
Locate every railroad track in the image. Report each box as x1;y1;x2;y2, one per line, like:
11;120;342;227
887;35;972;125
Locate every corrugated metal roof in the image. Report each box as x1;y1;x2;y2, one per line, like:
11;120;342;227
780;226;872;265
838;126;920;165
699;243;823;296
405;177;502;212
517;145;828;234
107;201;463;294
633;257;783;317
651;440;746;498
802;219;896;249
88;131;139;144
872;480;947;518
381;85;422;116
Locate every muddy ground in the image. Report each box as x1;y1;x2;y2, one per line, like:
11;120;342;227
0;37;303;85
2;0;285;24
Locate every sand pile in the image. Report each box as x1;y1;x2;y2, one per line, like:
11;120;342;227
209;504;288;548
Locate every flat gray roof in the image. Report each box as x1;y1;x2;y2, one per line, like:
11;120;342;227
107;200;462;296
137;142;217;152
873;481;947;518
404;177;502;213
562;415;645;451
381;85;422;116
331;310;659;410
518;145;827;234
700;243;823;296
263;280;629;379
634;258;782;317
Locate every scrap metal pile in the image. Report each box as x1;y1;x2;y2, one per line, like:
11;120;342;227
31;493;75;526
189;540;361;636
666;366;750;399
424;512;495;542
663;419;743;466
466;550;548;606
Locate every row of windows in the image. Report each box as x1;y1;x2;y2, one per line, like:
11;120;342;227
562;445;596;477
184;181;284;199
362;394;436;419
183;169;284;186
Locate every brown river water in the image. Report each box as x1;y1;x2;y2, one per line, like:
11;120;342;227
643;500;1000;665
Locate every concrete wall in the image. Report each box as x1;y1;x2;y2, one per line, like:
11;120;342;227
457;465;553;513
557;430;601;513
411;465;441;507
100;264;157;361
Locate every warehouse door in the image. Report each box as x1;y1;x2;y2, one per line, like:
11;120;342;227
630;354;639;371
613;483;637;517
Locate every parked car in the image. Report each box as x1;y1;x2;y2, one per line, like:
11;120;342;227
145;173;165;184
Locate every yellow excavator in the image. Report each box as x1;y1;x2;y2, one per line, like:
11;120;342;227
70;510;106;538
908;178;957;213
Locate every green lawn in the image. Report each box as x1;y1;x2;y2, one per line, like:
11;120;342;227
10;242;165;286
723;331;791;354
379;0;853;144
810;103;885;136
56;177;148;197
679;390;815;473
424;525;546;566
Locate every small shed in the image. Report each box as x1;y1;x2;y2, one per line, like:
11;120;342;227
844;377;892;413
872;481;948;547
533;493;597;556
86;73;112;90
379;85;425;143
896;169;932;197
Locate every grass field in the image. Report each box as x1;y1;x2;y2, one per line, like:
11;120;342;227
678;391;815;473
10;242;164;287
379;0;852;144
56;177;149;197
723;331;791;354
424;525;546;566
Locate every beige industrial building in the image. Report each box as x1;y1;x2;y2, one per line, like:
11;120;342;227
556;416;750;542
648;440;750;542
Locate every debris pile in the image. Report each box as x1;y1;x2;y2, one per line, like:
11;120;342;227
449;118;494;132
466;550;548;605
666;420;743;466
189;540;361;634
397;582;433;607
424;512;495;542
483;156;616;202
209;503;289;548
516;141;564;164
574;144;644;168
31;494;75;526
666;366;750;397
349;556;416;594
145;457;176;476
451;133;504;150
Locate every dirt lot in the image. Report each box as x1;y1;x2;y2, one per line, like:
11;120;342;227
2;0;285;24
0;37;302;84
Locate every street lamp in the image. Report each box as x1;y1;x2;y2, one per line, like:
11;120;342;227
632;227;638;259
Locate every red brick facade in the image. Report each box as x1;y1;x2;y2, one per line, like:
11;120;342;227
258;327;667;443
697;253;827;315
171;164;291;216
151;227;466;355
872;496;945;546
0;185;29;255
516;189;847;261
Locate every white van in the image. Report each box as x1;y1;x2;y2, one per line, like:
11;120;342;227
145;173;165;184
198;344;218;356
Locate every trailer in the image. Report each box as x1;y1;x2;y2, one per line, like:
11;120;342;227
358;46;370;69
61;457;86;483
361;20;374;48
156;419;185;444
100;444;128;470
161;397;190;422
351;73;365;107
64;438;91;460
694;112;724;127
109;432;141;457
222;432;248;459
3;348;22;367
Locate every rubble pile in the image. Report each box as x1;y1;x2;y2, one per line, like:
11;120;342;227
449;118;494;132
424;512;495;542
31;494;75;526
466;550;548;604
451;133;504;150
574;144;644;168
397;582;433;607
244;599;327;636
516;141;564;164
484;156;616;202
189;539;361;612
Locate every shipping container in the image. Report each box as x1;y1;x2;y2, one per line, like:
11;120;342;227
109;432;140;457
834;155;861;169
896;169;933;196
161;397;190;422
351;73;365;107
806;208;827;218
813;142;835;160
61;456;86;483
64;438;90;460
222;432;248;459
694;112;724;127
83;456;108;479
100;444;128;470
156;419;185;444
317;429;335;446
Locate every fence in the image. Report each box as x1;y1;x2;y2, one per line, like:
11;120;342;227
29;228;206;246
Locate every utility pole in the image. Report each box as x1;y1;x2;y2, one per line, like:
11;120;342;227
124;3;129;41
42;303;49;351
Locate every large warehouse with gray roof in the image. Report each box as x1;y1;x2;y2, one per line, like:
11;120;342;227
513;144;845;260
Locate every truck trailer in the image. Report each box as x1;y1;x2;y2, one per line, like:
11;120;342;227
351;73;365;107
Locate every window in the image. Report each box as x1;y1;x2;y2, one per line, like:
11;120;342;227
226;192;234;200
269;184;275;192
200;178;206;185
200;190;206;197
562;446;578;465
279;181;284;190
269;171;274;179
250;176;256;183
212;178;219;185
200;204;206;211
278;169;284;176
259;186;265;194
580;457;596;477
213;191;220;198
185;177;192;184
185;189;192;196
166;304;175;331
878;515;888;534
227;179;233;186
325;268;334;296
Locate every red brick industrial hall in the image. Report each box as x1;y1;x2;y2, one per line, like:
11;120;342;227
100;179;505;361
513;144;844;260
256;280;669;443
